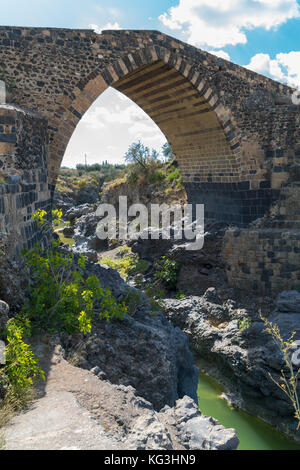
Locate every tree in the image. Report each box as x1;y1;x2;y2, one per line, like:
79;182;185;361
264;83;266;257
124;141;159;170
162;142;174;162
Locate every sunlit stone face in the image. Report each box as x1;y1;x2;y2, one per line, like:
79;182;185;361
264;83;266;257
0;80;5;103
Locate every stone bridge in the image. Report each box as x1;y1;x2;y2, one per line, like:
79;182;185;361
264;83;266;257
1;26;300;293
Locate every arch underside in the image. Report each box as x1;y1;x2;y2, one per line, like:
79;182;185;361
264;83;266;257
112;60;238;185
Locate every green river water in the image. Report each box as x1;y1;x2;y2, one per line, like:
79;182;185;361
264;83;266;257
197;371;300;450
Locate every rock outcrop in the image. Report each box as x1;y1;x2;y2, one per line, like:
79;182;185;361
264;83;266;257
0;255;26;312
68;208;108;262
63;261;199;411
163;289;300;442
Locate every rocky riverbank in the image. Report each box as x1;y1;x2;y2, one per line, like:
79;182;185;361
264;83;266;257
163;289;300;442
3;338;238;450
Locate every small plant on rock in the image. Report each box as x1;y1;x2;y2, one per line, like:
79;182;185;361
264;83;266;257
238;317;252;332
101;246;139;280
261;314;300;430
21;210;127;335
123;289;143;316
154;256;180;290
176;290;186;300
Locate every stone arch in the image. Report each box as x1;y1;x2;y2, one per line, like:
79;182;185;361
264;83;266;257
49;45;242;198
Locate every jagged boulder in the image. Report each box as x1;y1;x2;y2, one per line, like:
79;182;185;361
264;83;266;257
162;396;239;450
65;204;96;223
276;290;300;313
126;395;239;450
71;211;108;262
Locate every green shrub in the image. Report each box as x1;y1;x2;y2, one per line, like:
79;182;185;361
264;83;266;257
2;320;44;396
238;317;252;332
131;259;149;275
167;168;180;182
154;256;180;290
261;314;300;430
149;169;166;185
101;247;140;280
176;290;186;300
1;209;126;435
123;289;143;316
22;240;126;334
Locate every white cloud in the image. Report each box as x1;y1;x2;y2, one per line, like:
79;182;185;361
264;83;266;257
159;0;300;48
245;51;300;88
81;99;158;136
209;50;231;61
89;22;121;34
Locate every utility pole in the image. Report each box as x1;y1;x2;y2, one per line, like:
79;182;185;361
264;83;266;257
85;153;88;170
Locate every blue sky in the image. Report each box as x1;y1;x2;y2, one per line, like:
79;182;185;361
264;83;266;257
1;0;300;167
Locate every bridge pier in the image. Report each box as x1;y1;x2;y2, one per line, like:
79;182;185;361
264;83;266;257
0;105;51;257
185;182;281;226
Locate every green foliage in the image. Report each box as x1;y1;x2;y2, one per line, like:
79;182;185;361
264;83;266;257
76;162;126;180
131;259;149;275
154;256;180;290
166;166;183;189
1;208;125;431
56;168;109;203
123;289;143;316
167;168;181;182
145;284;166;313
238;317;252;332
1;319;44;396
145;285;166;300
148;169;166;185
32;208;62;230
0;321;44;436
22;239;126;334
125;141;159;170
176;290;186;300
101;246;140;280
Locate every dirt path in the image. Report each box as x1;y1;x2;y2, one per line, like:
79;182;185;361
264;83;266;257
4;339;127;450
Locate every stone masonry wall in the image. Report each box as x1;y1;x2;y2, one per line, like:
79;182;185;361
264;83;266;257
0;105;51;257
223;228;300;294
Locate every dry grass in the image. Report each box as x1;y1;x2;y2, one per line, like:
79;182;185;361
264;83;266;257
0;385;34;449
